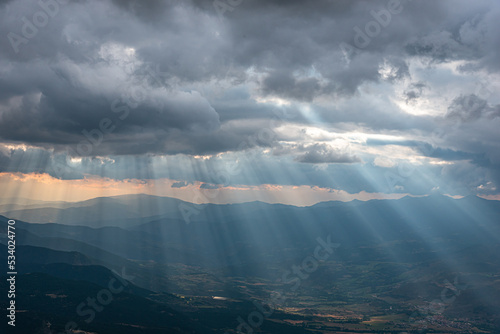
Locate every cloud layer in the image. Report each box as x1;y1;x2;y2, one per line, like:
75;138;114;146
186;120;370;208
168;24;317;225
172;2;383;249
0;0;499;199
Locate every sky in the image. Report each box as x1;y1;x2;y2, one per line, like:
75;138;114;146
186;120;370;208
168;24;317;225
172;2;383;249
0;0;499;205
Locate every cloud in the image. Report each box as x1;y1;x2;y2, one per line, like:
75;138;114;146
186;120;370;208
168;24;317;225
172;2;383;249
0;171;412;205
261;70;322;102
0;0;499;199
403;81;427;104
110;0;168;21
0;48;221;155
171;181;190;188
287;143;361;164
446;94;500;122
200;183;219;189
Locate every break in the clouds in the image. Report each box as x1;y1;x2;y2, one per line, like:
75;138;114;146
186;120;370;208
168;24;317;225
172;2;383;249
0;0;499;200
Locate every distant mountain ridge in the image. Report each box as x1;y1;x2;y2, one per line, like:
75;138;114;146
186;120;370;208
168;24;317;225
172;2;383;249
1;193;497;226
1;195;499;332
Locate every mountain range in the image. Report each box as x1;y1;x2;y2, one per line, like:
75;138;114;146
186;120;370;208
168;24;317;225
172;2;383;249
1;194;499;333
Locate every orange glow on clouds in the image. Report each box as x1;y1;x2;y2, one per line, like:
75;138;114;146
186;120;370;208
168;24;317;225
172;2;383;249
0;172;412;206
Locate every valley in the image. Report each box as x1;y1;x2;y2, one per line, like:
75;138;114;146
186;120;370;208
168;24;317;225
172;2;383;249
1;194;499;333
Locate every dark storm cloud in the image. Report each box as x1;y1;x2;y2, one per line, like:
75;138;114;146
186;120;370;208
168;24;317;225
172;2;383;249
273;143;361;164
111;0;170;20
1;0;499;155
403;82;426;104
405;5;500;72
261;70;322;102
0;0;499;197
446;94;500;122
0;64;221;155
